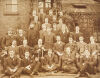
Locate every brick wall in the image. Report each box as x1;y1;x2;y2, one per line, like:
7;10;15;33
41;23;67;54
0;0;32;38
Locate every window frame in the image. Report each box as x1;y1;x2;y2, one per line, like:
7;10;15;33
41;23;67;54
4;0;19;15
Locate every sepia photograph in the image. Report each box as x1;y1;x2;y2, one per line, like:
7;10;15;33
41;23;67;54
0;0;100;78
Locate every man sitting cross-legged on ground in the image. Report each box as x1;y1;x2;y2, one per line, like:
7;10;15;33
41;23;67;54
4;50;23;78
62;47;78;74
41;49;59;73
21;51;40;75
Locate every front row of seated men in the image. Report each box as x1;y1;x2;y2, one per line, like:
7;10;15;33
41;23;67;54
0;35;100;78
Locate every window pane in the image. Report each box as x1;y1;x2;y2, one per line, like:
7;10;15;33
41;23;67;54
12;0;17;4
6;0;12;4
12;5;17;12
6;5;12;13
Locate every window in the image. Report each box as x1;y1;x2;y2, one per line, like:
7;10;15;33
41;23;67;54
4;0;18;15
45;0;51;8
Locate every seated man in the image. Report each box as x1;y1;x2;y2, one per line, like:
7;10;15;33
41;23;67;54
2;29;14;48
64;37;77;55
62;47;78;74
41;49;59;72
53;36;65;68
19;39;31;59
7;40;19;58
88;36;99;55
76;48;97;78
21;51;40;75
4;50;22;78
16;29;26;46
0;49;8;73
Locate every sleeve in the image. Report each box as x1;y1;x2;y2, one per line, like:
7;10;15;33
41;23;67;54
16;58;21;68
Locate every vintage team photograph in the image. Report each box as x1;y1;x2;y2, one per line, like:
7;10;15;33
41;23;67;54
0;0;100;78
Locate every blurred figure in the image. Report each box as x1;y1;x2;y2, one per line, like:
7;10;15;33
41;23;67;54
52;23;58;36
39;24;47;42
42;18;51;28
38;9;45;24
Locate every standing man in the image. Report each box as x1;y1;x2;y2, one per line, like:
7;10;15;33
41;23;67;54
33;16;41;32
44;27;55;49
52;23;58;36
39;24;47;42
74;26;83;42
57;19;67;34
59;24;69;43
42;18;51;28
38;9;46;24
77;36;87;55
16;29;25;46
27;23;38;47
47;9;54;24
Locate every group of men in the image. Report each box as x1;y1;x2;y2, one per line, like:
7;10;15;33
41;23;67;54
0;9;100;78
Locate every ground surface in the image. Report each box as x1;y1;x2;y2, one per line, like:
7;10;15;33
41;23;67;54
0;64;100;78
